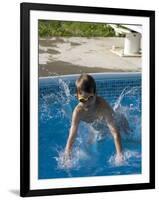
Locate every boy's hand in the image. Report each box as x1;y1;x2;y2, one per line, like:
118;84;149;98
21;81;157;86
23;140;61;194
61;149;72;169
115;153;124;165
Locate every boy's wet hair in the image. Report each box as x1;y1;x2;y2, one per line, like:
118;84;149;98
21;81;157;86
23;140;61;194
76;74;96;94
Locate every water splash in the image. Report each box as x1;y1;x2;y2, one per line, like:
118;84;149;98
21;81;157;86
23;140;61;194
54;147;90;170
58;79;71;102
113;87;128;111
113;86;141;112
112;86;141;140
108;150;141;167
39;77;75;122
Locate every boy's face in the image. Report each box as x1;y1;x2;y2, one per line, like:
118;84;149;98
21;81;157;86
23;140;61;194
77;91;96;108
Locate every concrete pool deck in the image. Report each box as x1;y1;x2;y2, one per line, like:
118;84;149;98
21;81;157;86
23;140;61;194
39;37;141;77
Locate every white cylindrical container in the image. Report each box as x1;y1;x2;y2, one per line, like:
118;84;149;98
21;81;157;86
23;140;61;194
124;32;141;55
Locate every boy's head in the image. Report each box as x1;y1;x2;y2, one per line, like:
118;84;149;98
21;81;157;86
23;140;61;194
75;74;96;107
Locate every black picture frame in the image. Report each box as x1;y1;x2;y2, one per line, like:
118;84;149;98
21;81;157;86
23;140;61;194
20;2;155;197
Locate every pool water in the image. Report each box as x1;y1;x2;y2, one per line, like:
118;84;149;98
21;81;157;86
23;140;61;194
38;74;141;179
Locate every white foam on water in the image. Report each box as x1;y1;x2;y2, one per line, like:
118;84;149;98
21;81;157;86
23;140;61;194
55;147;90;170
108;150;141;167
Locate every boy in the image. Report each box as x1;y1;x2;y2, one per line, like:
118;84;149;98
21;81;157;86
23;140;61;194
64;74;128;164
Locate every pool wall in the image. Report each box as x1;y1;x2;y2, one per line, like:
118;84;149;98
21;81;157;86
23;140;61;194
39;72;141;105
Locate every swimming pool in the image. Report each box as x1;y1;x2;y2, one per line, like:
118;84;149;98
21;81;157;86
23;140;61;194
38;73;141;179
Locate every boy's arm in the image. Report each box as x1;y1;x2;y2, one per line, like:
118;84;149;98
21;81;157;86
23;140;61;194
103;105;122;156
107;119;122;156
65;107;81;156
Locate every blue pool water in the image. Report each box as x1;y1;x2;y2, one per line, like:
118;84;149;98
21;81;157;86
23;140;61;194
38;73;141;179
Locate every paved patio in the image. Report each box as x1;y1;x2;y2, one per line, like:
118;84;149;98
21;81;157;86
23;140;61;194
39;37;141;77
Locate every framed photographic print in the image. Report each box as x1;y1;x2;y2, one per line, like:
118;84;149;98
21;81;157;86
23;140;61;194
20;2;155;197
